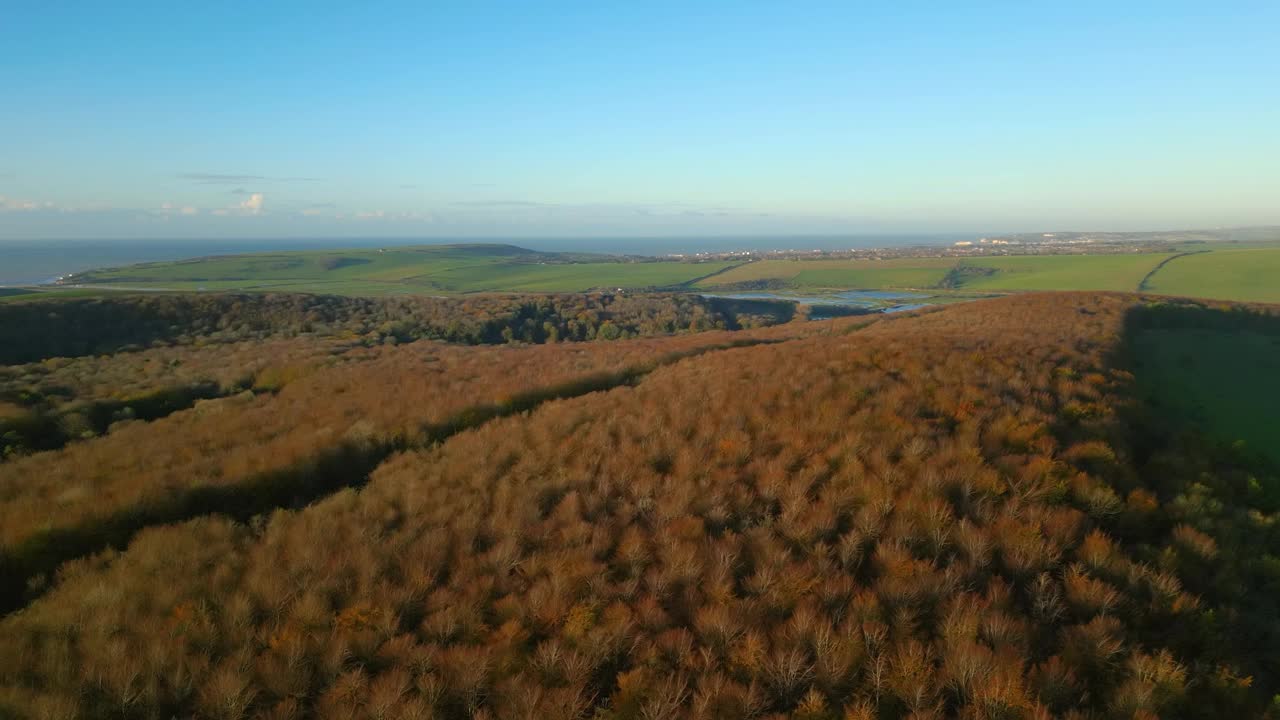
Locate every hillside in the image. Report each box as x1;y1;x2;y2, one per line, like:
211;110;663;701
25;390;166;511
59;245;736;296
0;292;1278;719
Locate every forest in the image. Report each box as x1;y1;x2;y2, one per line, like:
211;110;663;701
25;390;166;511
0;291;1278;719
0;292;794;365
0;292;797;458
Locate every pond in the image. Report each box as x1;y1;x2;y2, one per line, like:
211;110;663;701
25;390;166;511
699;290;931;313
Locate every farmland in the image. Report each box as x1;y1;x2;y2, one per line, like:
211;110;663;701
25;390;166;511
698;253;1176;293
1142;247;1280;304
29;239;1280;307
959;254;1171;292
695;257;958;290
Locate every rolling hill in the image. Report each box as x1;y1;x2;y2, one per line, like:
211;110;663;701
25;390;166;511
62;244;736;296
42;241;1280;306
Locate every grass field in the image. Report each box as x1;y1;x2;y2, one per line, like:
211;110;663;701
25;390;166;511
697;258;956;289
700;247;1280;302
70;244;735;295
960;253;1171;292
0;287;132;303
698;254;1171;292
1132;327;1280;464
1143;248;1280;304
45;240;1280;305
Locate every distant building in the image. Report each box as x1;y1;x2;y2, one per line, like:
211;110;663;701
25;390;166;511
954;241;974;247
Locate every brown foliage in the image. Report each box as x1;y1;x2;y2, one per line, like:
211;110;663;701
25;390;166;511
0;293;1268;719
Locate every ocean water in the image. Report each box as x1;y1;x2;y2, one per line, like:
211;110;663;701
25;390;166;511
0;235;972;286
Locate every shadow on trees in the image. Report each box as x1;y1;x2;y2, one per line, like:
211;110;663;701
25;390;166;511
1;381;231;460
703;296;798;324
1121;300;1280;471
1113;300;1280;710
0;337;784;615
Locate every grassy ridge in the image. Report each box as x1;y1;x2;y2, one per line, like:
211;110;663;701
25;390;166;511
71;244;736;295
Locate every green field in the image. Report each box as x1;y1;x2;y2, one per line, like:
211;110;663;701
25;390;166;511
47;241;1280;305
1143;248;1280;304
1132;327;1280;464
698;254;1171;292
69;244;735;295
960;254;1171;292
0;287;134;303
701;246;1280;303
698;258;957;289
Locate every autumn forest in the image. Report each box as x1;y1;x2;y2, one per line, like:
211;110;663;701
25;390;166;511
1;290;1278;719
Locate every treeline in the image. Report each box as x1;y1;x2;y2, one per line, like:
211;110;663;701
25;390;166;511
1124;296;1280;334
4;294;1278;717
0;292;794;364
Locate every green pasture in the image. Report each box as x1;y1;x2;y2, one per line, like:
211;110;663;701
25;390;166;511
699;258;956;289
959;254;1171;292
1131;326;1280;464
1143;248;1280;304
0;287;136;303
70;244;734;295
699;254;1171;293
48;241;1280;304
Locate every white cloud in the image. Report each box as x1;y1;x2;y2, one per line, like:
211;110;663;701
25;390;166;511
153;203;201;217
347;209;434;221
238;193;265;214
0;195;47;212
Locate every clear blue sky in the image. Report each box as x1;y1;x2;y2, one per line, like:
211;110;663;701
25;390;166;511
2;1;1277;240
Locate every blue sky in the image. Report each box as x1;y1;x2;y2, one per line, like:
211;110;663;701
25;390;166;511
2;1;1277;240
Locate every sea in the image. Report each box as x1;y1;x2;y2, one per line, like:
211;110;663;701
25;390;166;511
0;234;976;286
